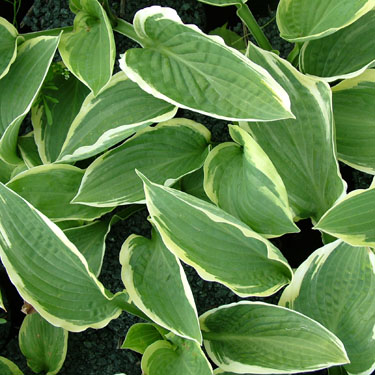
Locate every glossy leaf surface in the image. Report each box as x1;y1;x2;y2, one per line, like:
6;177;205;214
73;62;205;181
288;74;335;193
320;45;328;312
139;173;292;297
120;6;293;122
200;301;349;373
280;240;375;375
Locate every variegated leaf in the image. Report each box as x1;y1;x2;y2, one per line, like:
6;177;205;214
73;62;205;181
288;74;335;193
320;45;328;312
0;17;18;79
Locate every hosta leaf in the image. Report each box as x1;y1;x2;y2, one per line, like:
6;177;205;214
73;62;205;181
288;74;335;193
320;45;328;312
276;0;375;42
32;62;90;163
197;0;247;6
180;168;210;202
0;159;14;184
73;118;210;206
18;132;42;168
315;188;375;247
0;17;18;79
58;0;115;95
120;6;293;122
138;172;292;297
204;125;298;237
57;72;177;163
241;43;345;221
64;220;111;276
19;313;68;375
0;182;126;331
200;301;349;374
141;334;212;375
209;24;246;52
121;323;163;354
300;10;375;82
0;357;23;375
120;228;201;343
279;240;375;375
6;164;112;221
0;35;60;164
331;70;375;173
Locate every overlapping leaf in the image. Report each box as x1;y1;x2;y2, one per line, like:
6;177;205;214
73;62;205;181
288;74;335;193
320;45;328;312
300;10;375;81
276;0;375;42
18;132;42;168
0;357;23;375
315;188;375;247
204;125;298;237
120;6;293;122
32;62;90;163
0;35;60;164
0;17;18;79
6;164;112;222
138;172;292;297
241;43;345;221
120;228;201;343
280;240;375;375
57;72;177;163
141;334;212;375
73;119;210;206
331;70;375;173
0;182;126;331
200;302;349;373
19;313;68;375
58;0;115;95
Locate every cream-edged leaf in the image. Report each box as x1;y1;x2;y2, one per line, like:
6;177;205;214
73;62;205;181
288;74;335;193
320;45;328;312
18;132;43;168
0;17;18;79
0;357;23;375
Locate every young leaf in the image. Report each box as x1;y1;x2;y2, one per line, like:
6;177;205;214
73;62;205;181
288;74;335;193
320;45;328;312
121;323;163;354
0;357;23;375
32;62;90;163
0;182;126;331
120;228;202;343
19;313;68;375
200;301;349;373
73;118;210;207
315;188;375;247
276;0;375;42
204;125;299;237
64;220;111;277
141;334;212;375
58;0;115;95
279;240;375;375
138;172;292;297
120;6;293;122
0;17;18;79
57;72;177;163
6;164;112;222
242;43;345;221
300;10;375;81
0;35;60;164
18;132;43;168
331;70;375;174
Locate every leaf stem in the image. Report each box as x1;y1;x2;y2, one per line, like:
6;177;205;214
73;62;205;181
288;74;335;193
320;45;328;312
113;18;143;45
235;4;273;51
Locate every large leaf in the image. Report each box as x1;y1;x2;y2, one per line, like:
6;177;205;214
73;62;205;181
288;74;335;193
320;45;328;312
0;17;18;79
300;10;375;82
64;220;111;276
6;164;112;222
58;0;115;95
141;334;212;375
19;313;68;375
204;125;298;237
73;118;210;206
279;240;375;375
120;6;293;122
331;70;375;173
0;35;60;164
57;72;177;163
0;357;23;375
120;228;201;343
200;301;349;374
32;62;90;163
276;0;375;42
0;182;126;331
138;172;292;297
241;43;345;221
315;187;375;247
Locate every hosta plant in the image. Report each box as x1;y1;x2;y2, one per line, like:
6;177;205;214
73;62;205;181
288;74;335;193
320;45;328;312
0;0;375;374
